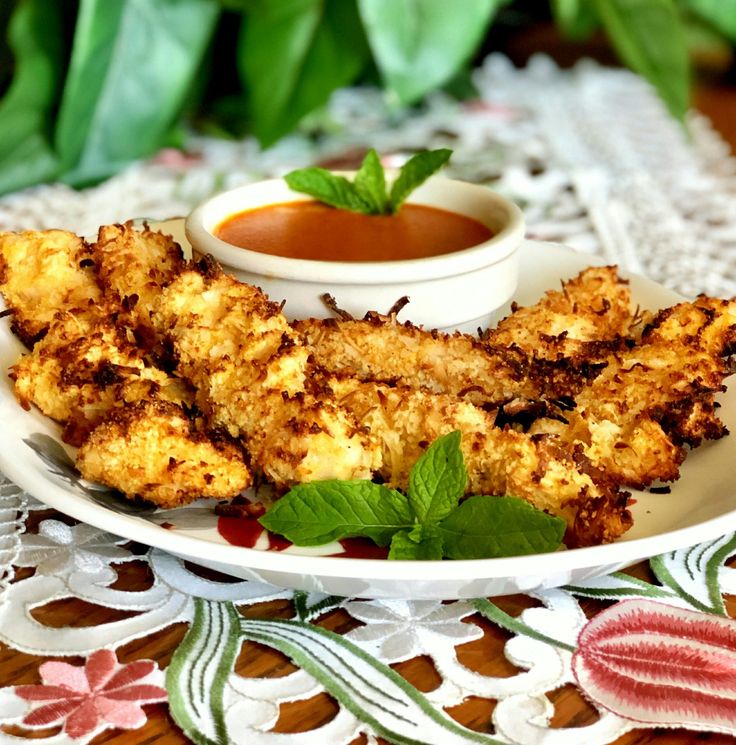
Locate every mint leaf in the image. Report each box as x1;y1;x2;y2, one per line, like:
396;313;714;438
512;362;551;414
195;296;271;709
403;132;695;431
353;148;388;214
408;431;466;524
438;496;566;560
259;480;413;546
388;148;452;213
388;527;444;560
284;167;371;212
285;148;452;215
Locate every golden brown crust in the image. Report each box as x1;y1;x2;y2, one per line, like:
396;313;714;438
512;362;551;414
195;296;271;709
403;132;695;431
152;263;382;486
77;400;251;506
330;377;630;547
0;230;100;346
295;315;540;406
487;266;632;362
91;221;185;336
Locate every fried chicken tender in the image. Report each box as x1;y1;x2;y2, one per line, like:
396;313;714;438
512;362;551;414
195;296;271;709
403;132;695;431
0;230;100;346
13;306;191;445
152;259;381;486
91;222;185;335
330;377;630;547
294;314;539;407
77;400;251;506
531;298;736;486
487;266;632;361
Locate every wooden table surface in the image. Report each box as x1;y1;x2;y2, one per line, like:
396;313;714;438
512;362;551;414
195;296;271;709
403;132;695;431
2;82;736;744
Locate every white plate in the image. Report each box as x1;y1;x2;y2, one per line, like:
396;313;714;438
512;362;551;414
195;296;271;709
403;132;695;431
2;227;735;599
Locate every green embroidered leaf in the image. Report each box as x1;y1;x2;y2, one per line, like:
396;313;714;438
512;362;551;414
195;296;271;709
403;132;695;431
408;430;466;524
167;598;241;745
259;479;414;546
388;148;452;212
240;617;503;743
438;495;566;560
650;532;736;615
284;166;371;212
352;148;388;214
473;598;576;653
565;571;676;601
292;591;344;621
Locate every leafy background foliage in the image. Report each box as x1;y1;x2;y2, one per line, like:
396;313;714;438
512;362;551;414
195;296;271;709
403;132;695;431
1;0;735;196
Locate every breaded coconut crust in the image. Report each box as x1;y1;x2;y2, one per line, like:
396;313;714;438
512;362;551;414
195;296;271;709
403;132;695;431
0;230;100;346
77;400;251;506
1;224;734;549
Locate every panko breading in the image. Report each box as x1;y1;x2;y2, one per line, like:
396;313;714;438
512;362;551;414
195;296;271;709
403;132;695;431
13;306;191;445
330;377;630;547
152;259;381;486
294;314;539;407
92;222;185;335
77;400;251;506
0;230;100;346
531;298;736;487
487;266;632;361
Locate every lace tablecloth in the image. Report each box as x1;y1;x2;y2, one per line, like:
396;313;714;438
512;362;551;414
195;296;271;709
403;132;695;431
1;56;736;744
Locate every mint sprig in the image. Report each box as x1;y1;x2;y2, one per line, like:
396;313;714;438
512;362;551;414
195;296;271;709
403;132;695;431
283;148;452;215
259;432;566;561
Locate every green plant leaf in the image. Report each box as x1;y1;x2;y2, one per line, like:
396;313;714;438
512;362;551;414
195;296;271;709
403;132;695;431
284;166;372;211
595;0;689;120
239;0;369;148
285;147;452;214
685;0;736;41
357;0;501;104
259;480;414;546
438;495;566;559
54;0;219;187
389;148;452;212
388;527;444;559
552;0;600;40
408;430;466;524
352;148;388;214
0;0;66;195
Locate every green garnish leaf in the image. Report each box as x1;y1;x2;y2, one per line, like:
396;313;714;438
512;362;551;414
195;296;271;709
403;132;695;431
259;431;567;561
258;479;412;546
408;431;466;525
284;167;371;212
283;147;452;215
388;148;452;213
352;148;388;214
437;495;566;560
388;527;444;560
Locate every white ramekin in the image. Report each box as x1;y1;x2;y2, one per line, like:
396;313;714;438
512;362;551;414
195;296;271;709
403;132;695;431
185;175;525;331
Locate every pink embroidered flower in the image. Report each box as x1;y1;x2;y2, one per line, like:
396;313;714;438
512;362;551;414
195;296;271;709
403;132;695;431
572;599;736;733
15;649;167;739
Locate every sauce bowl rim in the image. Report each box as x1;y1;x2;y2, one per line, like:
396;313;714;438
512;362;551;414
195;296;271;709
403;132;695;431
185;175;525;285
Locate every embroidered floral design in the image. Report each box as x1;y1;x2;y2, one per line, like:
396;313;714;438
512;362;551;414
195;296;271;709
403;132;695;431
572;599;736;734
344;599;481;662
15;649;167;738
16;519;129;580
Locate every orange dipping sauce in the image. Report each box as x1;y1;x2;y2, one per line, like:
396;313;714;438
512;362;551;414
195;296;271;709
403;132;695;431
215;200;492;262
